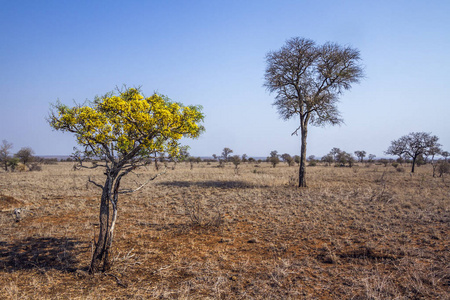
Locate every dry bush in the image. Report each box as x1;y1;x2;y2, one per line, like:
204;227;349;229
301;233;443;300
15;163;27;172
183;192;223;228
0;162;448;299
28;162;42;172
396;166;405;172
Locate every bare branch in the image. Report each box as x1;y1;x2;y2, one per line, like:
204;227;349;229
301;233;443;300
119;167;167;194
88;177;104;189
291;125;302;136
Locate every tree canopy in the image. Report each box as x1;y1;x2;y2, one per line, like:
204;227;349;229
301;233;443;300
265;37;364;129
49;88;203;162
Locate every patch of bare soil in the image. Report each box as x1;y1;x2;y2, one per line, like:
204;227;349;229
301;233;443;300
0;195;23;210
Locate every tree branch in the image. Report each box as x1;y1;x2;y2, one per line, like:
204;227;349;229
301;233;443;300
88;177;104;189
291;125;302;136
119;167;167;194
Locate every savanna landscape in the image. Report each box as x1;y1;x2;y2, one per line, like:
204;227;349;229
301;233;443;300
1;2;450;300
1;161;448;299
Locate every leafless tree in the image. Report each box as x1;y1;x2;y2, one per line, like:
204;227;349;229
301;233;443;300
441;151;449;162
330;147;342;162
0;140;13;171
385;132;440;173
265;37;364;187
438;161;449;177
426;144;442;177
221;147;233;162
354;150;366;163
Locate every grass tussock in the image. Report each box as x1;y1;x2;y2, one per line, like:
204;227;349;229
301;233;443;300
0;162;448;299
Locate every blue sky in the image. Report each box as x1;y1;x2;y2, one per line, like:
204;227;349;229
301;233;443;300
1;0;449;158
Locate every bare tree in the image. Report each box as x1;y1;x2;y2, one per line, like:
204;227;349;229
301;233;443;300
354;150;366;163
330;148;342;162
0;140;13;171
426;144;442;177
438;161;450;177
265;37;363;186
221;147;233;162
386;132;440;173
441;151;449;162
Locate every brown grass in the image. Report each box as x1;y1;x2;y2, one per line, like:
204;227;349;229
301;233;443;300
0;162;448;299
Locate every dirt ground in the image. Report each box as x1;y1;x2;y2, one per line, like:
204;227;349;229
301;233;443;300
0;162;449;299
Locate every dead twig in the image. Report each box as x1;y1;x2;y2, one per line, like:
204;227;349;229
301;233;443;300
104;273;128;288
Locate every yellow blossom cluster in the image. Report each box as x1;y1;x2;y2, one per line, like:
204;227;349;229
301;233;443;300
49;88;204;158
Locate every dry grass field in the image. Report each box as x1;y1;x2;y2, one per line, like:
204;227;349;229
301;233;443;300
0;161;449;299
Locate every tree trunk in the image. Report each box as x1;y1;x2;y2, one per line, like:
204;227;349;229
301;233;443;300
90;178;112;273
411;157;416;173
299;126;308;187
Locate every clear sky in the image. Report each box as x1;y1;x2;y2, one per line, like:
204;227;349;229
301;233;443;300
1;0;449;158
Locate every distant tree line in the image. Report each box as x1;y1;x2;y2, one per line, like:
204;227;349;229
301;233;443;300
3;133;449;179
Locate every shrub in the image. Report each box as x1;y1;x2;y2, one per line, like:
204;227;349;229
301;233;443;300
183;196;222;228
415;155;426;167
396;167;405;173
7;158;20;171
231;155;241;174
282;153;295;166
40;158;58;165
29;163;42;171
379;159;389;167
16;163;27;172
231;155;241;167
438;161;450;177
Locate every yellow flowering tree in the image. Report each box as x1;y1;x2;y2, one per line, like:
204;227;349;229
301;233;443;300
48;87;204;273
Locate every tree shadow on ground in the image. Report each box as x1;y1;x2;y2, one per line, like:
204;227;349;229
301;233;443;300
157;180;265;189
0;237;88;272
